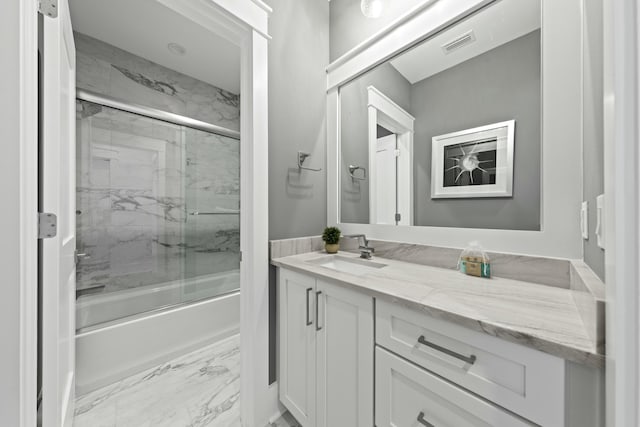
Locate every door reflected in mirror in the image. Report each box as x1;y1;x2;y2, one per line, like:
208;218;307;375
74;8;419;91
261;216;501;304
339;0;541;231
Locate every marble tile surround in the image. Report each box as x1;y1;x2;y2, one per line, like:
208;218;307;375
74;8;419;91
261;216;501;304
75;32;240;132
271;237;571;288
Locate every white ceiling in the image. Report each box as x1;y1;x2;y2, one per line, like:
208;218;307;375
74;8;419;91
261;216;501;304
69;0;241;94
390;0;541;85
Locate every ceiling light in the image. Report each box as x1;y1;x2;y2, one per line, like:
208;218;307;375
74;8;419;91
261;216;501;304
167;42;186;56
361;0;384;18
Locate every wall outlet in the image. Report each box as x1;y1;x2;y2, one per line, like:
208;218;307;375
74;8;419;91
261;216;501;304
580;201;589;240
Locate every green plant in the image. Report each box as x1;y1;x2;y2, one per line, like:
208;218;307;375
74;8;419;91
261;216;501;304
322;226;341;245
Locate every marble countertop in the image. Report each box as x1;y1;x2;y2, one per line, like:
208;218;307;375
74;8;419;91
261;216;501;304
272;251;604;368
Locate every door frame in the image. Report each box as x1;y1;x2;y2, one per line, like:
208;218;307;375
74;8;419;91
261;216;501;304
367;86;414;226
4;0;276;426
1;0;39;426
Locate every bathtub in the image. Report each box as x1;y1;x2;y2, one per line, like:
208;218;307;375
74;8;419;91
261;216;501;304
75;271;240;395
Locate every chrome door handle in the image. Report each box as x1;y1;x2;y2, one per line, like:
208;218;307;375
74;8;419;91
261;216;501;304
417;335;477;365
417;411;435;427
306;288;313;326
315;291;322;331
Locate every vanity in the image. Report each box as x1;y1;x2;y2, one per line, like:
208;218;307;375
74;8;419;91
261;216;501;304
271;0;606;424
271;239;604;427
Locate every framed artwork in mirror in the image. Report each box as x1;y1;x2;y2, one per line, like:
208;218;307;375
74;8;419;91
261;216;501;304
431;120;515;198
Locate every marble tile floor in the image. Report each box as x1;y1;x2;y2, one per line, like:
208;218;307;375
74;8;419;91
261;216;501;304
73;335;300;427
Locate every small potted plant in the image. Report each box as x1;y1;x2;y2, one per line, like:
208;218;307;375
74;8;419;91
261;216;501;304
322;226;341;254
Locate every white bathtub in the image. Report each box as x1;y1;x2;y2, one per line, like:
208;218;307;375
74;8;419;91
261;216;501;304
75;272;240;395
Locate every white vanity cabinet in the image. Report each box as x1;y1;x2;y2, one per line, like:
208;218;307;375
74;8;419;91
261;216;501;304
278;268;374;427
276;266;603;427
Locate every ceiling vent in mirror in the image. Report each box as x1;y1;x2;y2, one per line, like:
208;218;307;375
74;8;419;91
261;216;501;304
441;30;477;54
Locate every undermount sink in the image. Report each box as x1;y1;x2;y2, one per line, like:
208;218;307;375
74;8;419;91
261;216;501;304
306;255;387;276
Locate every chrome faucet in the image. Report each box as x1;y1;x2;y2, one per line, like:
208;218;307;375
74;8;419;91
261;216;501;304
343;234;375;259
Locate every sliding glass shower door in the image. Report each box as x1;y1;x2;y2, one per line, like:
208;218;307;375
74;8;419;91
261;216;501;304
75;99;240;330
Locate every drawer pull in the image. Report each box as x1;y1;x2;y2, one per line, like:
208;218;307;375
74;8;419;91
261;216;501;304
306;288;313;326
417;411;435;427
418;335;477;365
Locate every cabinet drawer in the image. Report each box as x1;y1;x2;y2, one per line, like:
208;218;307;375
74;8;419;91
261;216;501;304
376;300;564;426
375;347;533;427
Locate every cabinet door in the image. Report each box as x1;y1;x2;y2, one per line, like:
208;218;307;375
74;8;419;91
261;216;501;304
279;269;316;427
316;280;374;427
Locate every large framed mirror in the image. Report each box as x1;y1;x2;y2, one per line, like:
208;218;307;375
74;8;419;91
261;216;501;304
327;0;585;258
341;0;540;229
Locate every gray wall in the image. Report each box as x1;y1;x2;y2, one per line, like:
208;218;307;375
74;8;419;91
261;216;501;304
413;31;541;230
266;0;329;240
582;0;605;280
340;63;412;223
266;0;330;385
330;0;425;61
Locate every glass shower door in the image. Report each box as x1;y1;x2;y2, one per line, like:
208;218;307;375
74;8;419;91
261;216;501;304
75;99;240;330
180;127;240;303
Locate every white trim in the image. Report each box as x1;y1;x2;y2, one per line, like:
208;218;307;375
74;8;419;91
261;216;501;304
19;0;39;426
327;88;340;232
328;0;466;74
367;86;415;130
239;27;278;426
250;0;273;14
603;0;640;424
1;0;38;425
156;0;271;42
366;86;414;225
327;0;494;90
327;0;584;259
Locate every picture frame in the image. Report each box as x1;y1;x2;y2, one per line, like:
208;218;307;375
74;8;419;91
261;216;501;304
430;120;515;198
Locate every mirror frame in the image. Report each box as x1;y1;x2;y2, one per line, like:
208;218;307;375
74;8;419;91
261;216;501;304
326;0;584;258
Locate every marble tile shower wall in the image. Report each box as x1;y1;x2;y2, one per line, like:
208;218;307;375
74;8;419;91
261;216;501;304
75;34;240;295
75;32;240;131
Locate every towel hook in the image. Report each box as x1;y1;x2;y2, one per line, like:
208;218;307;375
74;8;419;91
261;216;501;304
348;165;367;180
298;151;322;172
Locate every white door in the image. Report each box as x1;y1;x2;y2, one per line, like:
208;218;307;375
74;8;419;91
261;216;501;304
41;0;76;425
278;269;316;427
373;134;397;224
315;280;373;427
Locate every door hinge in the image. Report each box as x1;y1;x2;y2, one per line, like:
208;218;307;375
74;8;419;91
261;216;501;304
38;212;57;239
38;0;58;18
394;149;401;157
239;251;243;262
395;213;401;222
